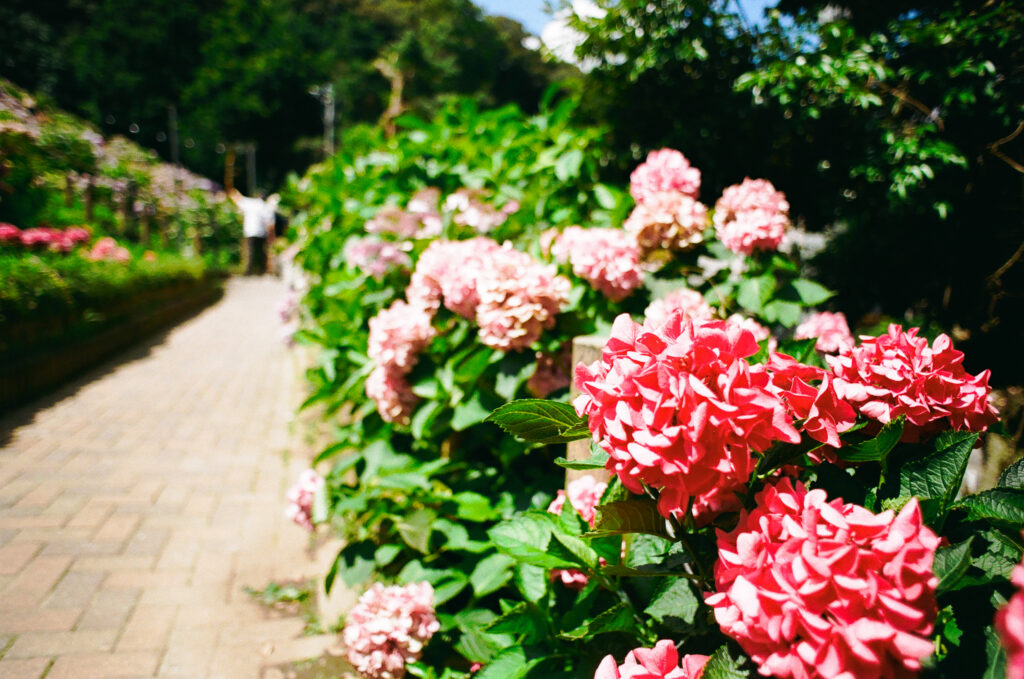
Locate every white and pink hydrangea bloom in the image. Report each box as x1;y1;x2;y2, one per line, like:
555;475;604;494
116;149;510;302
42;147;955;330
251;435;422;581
443;188;518;233
828;324;998;441
549;226;644;302
548;475;608;589
713;178;790;255
707;478;940;679
345;238;412;280
366;301;437;423
594;640;708;679
795;311;854;354
644;289;714;330
284;469;324;531
624;192;709;254
343;581;440;679
88;236;131;263
997;556;1024;679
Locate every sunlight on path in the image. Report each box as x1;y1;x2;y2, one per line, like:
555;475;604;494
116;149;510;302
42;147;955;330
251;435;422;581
0;277;340;679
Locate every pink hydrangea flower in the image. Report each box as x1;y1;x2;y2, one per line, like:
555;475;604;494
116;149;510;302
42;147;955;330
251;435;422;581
366;301;437;423
343;582;440;679
644;289;714;330
996;561;1024;679
630;149;702;203
707;479;940;679
624;192;708;254
366;206;421;239
0;223;20;243
407;238;504;317
714;178;790;255
550;226;644;302
547;475;608;589
767;352;857;449
444;189;517;233
727;314;776;352
284;469;324;531
594;639;708;679
345;237;412;280
407;188;442;238
574;313;800;519
88;236;130;262
795;311;854;354
828;324;999;441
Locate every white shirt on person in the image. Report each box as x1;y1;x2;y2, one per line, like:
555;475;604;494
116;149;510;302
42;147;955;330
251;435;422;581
235;195;274;238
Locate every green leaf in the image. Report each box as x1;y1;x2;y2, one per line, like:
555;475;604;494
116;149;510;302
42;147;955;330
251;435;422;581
900;431;978;503
554;448;608;470
554;148;584;181
701;645;752;679
327;541;375;591
486;399;588;444
548;531;600;570
644;578;699;626
588;499;670;538
513;563;548;603
737;275;774;314
311;484;329;524
558;602;636;640
452;491;499;522
411;399;445;440
374;544;402;567
838;417;904;462
999;457;1024;489
470;553;515;598
789;278;834;305
396;508;438;553
983;625;1007;679
952;488;1024;526
485;602;533;635
452;391;492;431
475;646;544;679
762;299;802;327
489;512;579;569
933;538;973;593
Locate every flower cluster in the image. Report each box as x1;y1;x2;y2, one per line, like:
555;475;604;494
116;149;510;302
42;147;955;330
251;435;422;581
630;149;702;203
366;301;437;423
828;324;998;441
548;475;608;589
345;237;412;280
707;479;939;679
767;352;857;449
727;314;776;352
625;149;709;254
343;582;440;679
713;178;790;255
997;559;1024;679
406;238;569;351
795;311;854;354
0;224;91;252
644;289;714;330
444;188;518;233
88;236;131;263
366;206;424;240
549;226;644;301
594;640;708;679
574;313;800;519
284;469;324;531
624;192;709;254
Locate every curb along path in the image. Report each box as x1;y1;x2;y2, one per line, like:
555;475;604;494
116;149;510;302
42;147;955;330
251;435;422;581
0;277;340;679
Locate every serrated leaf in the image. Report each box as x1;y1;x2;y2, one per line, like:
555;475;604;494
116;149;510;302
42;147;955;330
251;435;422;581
737;275;774;314
790;278;834;305
486;399;589;444
554;448;608;470
396;507;437;553
475;646;544;679
485;602;541;637
984;625;1007;679
489;512;579;569
470;553;515;598
838;417;904;462
952;488;1024;526
588;499;671;538
644;578;699;625
549;531;600;570
514;563;547;603
933;538;973;593
558;601;636;640
701;645;752;679
999;457;1024;489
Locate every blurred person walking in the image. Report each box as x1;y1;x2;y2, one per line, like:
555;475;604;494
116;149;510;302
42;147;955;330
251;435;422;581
230;189;278;275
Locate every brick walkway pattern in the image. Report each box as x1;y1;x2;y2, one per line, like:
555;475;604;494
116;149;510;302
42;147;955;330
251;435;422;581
0;278;340;679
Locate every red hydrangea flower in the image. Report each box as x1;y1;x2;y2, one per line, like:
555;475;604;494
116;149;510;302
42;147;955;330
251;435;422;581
706;479;940;679
767;352;857;449
828;324;998;441
594;640;708;679
0;223;20;243
996;561;1024;679
574;313;800;518
644;289;714;331
630;149;702;203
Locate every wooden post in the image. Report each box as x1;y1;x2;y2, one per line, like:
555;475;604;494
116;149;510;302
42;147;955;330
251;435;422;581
140;210;151;246
566;335;611;487
84;176;94;221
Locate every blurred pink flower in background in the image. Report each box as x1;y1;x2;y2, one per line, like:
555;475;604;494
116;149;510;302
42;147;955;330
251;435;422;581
714;178;790;255
644;288;714;330
630;148;702;203
550;225;644;301
284;469;324;531
624;192;708;254
795;311;854;353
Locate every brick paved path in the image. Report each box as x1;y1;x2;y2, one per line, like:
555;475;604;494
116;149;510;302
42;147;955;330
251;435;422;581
0;278;342;679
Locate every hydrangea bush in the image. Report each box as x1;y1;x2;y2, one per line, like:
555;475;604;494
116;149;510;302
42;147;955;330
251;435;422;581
285;100;1014;679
